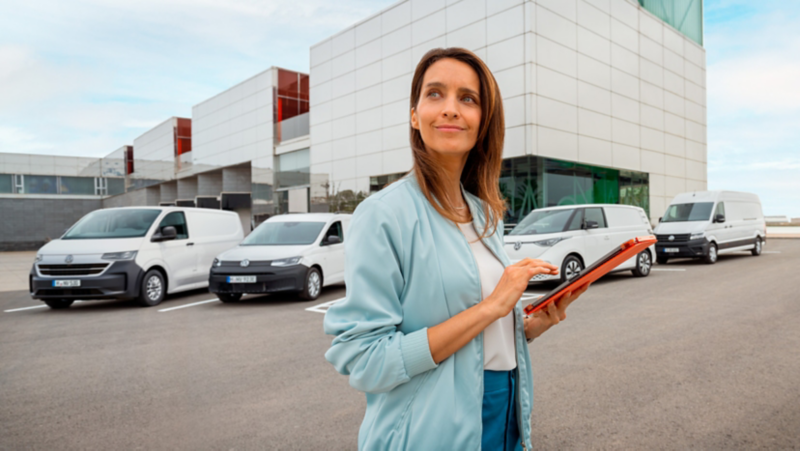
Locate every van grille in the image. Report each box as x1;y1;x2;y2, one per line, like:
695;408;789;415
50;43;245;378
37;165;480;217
38;263;109;276
656;234;692;243
220;261;272;267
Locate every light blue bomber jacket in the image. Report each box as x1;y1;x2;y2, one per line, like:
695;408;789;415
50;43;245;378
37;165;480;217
323;173;535;450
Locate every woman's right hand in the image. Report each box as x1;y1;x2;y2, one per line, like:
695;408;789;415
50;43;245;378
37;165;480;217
481;259;559;320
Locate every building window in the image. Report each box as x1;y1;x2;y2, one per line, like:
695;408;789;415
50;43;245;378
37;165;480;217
14;175;24;193
25;175;57;194
370;172;407;193
95;178;108;196
0;174;12;193
638;0;703;46
499;156;650;225
107;178;125;196
59;177;95;195
275;148;310;189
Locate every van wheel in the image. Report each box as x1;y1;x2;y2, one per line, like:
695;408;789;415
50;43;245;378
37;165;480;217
656;256;669;265
751;237;762;256
137;269;166;307
217;293;242;303
704;243;718;264
561;256;584;283
299;267;322;301
632;251;652;277
44;299;74;309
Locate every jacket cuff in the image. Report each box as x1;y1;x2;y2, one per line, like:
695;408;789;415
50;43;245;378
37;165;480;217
400;327;437;378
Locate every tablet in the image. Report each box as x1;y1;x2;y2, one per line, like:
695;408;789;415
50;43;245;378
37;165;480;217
522;235;657;316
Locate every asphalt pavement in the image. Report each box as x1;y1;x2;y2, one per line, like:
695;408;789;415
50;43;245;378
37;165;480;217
1;240;798;450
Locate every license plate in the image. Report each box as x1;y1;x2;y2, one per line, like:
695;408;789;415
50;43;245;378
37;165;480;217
52;280;81;287
663;248;680;253
227;276;256;283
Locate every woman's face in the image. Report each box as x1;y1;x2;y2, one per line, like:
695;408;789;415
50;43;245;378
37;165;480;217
411;58;481;159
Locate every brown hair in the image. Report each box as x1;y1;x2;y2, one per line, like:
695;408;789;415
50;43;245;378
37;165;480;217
409;47;506;239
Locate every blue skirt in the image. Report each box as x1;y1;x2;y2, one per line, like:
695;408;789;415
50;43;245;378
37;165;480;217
482;369;523;451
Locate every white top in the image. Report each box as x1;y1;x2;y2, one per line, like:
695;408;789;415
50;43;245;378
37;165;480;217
457;222;517;371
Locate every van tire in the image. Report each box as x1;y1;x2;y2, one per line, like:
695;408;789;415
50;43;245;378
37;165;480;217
561;255;584;284
217;293;242;303
656;256;669;265
751;237;762;256
299;267;322;301
632;250;652;277
137;269;166;307
704;243;718;265
44;299;74;309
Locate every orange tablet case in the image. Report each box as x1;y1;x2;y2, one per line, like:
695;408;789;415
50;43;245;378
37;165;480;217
523;235;657;316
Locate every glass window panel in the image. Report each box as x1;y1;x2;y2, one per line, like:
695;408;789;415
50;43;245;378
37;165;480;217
584;207;607;228
0;174;12;193
566;209;584;231
59;176;95;195
157;212;189;239
107;178;125;196
25;175;58;194
638;0;703;45
278;69;300;98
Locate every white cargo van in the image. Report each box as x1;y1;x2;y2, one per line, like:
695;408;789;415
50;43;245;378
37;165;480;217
504;204;656;283
30;207;243;308
208;213;351;302
654;191;766;264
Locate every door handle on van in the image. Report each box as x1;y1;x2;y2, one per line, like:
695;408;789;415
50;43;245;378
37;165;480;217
187;242;195;246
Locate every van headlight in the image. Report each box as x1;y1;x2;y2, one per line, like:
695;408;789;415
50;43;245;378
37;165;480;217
533;237;570;247
213;258;222;267
271;257;302;267
690;232;705;241
101;251;138;260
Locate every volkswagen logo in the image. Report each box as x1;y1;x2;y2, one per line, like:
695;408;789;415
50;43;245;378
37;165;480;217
65;254;74;265
668;235;675;241
240;259;250;268
514;241;522;251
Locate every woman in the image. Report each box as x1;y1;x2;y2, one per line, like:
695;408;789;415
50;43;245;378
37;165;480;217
323;48;588;450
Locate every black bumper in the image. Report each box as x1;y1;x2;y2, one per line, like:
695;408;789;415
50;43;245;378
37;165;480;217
655;238;710;258
208;264;308;294
30;260;144;301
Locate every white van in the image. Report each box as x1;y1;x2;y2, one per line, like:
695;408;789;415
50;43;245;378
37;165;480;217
504;204;656;283
208;213;351;302
653;191;766;264
30;207;243;308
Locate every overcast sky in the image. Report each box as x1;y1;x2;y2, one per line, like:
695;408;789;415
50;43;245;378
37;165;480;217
1;0;798;216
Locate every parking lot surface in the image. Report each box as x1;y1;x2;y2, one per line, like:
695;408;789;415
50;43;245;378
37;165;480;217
1;240;799;450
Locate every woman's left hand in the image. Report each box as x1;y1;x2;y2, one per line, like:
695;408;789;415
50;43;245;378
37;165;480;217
523;283;590;341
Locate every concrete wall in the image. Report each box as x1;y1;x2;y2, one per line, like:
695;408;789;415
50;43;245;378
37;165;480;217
198;171;223;196
177;177;198;200
102;186;160;208
0;198;102;251
222;164;252;192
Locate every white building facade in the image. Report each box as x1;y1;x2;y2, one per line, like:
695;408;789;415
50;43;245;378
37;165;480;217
308;0;707;223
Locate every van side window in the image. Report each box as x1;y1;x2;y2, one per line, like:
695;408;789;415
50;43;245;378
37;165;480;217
584;208;607;228
566;209;583;231
158;212;189;239
322;221;343;245
714;202;725;218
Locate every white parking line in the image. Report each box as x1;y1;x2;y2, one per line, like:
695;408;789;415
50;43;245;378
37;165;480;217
4;301;85;313
763;251;781;254
4;305;48;313
158;299;219;312
652;268;687;271
306;297;346;314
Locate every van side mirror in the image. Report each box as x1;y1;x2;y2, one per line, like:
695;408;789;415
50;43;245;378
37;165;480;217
714;214;726;224
325;235;341;245
583;220;599;230
152;226;177;242
658;217;662;223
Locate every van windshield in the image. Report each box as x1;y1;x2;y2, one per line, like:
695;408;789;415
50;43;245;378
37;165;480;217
62;209;162;239
662;202;714;222
509;209;575;235
241;221;326;246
